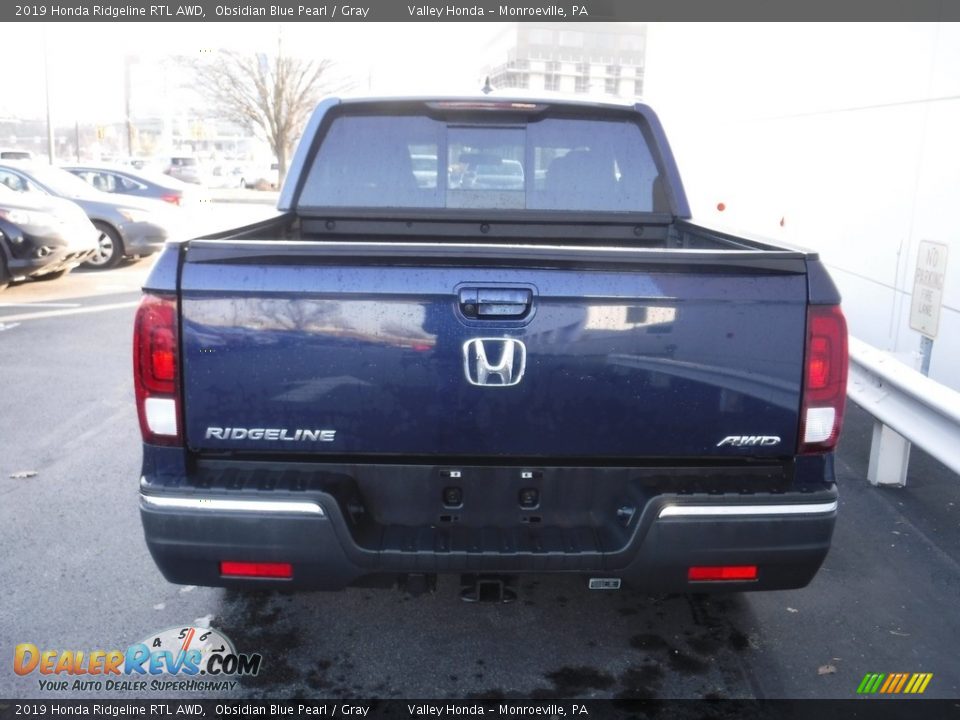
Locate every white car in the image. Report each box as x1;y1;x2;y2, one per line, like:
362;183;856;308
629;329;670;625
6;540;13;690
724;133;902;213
0;184;97;288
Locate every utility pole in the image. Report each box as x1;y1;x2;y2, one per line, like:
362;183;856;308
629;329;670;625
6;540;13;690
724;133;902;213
124;55;136;156
42;29;55;164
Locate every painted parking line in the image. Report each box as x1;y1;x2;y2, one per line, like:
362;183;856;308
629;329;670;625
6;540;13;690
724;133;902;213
0;301;139;323
0;302;83;308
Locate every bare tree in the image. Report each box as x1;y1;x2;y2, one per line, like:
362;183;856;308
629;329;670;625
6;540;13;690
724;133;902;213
191;36;346;184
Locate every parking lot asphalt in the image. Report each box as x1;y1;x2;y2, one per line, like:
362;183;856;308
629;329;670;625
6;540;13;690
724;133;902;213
1;255;958;701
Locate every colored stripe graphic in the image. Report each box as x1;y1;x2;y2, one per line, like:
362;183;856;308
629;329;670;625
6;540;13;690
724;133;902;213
906;673;934;694
879;674;897;693
857;674;884;694
893;673;910;693
857;672;932;694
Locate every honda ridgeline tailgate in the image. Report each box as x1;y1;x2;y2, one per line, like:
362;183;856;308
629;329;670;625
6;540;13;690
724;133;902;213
179;241;807;459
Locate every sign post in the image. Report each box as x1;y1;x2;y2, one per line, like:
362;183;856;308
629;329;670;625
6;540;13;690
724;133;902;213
909;239;949;375
871;240;950;487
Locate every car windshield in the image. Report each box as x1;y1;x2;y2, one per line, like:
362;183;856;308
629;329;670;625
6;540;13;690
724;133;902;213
21;164;104;199
299;111;662;213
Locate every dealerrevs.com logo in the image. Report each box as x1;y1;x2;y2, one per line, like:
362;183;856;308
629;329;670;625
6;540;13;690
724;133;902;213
14;626;263;693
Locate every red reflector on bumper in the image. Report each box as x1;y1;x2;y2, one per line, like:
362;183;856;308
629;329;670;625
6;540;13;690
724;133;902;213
688;565;757;581
220;561;292;579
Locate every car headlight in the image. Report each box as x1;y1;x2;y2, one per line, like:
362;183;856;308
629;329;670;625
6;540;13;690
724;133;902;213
0;208;60;227
118;208;154;223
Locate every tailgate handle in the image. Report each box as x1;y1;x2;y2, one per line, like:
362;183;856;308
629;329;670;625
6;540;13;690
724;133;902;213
459;288;532;318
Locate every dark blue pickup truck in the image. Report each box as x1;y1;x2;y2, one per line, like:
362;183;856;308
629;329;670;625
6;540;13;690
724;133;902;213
135;95;848;599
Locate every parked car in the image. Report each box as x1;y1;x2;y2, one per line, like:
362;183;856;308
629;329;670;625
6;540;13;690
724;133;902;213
0;161;176;269
117;157;150;170
0;148;34;160
235;161;280;190
62;164;203;207
209;164;247;189
162;156;207;185
0;184;97;290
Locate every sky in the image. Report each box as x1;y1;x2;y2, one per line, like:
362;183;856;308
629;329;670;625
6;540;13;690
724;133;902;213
1;22;515;122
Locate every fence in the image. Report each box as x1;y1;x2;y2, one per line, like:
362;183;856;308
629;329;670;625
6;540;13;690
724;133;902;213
847;336;960;486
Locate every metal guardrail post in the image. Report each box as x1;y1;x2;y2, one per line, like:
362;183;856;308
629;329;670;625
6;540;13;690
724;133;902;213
867;422;911;487
847;337;960;487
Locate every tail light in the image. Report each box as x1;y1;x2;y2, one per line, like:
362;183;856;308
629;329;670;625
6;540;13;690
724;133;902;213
134;293;182;446
688;565;758;582
220;562;293;579
799;305;848;453
160;194;181;206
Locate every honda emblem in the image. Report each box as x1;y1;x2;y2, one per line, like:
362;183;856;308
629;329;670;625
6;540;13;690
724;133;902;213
463;338;526;387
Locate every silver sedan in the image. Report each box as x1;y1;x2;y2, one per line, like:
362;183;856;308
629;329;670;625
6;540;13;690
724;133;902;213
0;161;179;269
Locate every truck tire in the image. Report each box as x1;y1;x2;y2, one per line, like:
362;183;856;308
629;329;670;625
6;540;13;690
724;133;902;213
84;222;124;270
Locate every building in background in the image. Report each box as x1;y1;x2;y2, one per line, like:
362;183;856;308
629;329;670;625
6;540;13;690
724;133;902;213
1;53;267;164
644;23;960;391
118;54;258;161
482;23;646;97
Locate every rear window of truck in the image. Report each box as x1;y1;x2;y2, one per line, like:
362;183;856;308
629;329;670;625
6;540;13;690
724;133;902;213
298;113;662;213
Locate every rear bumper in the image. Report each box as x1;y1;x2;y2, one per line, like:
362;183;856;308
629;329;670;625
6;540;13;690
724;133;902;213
0;221;95;279
139;463;837;593
8;247;95;278
118;220;169;256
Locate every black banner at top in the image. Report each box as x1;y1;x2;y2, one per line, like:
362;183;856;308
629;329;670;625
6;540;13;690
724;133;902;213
3;0;959;22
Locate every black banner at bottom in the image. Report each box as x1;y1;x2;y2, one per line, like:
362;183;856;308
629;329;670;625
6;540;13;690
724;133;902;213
2;700;960;720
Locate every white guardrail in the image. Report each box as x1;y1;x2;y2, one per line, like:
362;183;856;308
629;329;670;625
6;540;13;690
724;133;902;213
847;336;960;486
